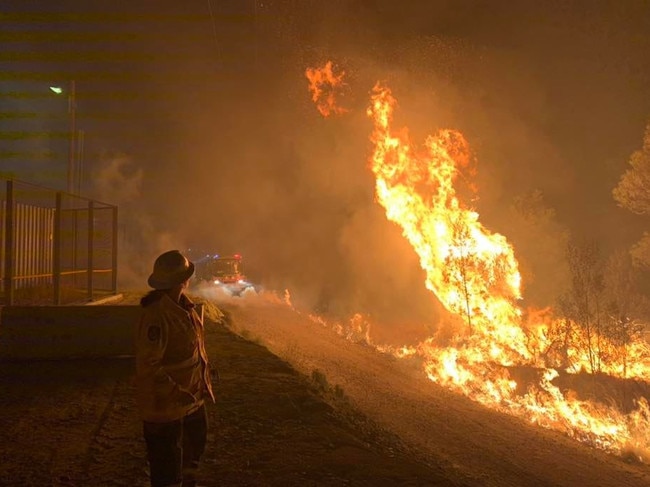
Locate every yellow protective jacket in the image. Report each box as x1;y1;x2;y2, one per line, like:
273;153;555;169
134;292;215;423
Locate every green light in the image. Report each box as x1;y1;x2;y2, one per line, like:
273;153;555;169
49;86;63;94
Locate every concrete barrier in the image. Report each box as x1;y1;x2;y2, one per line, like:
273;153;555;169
0;305;141;361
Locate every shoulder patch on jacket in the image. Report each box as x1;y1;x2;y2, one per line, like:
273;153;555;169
147;325;161;342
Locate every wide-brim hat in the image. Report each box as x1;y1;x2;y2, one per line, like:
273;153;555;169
147;250;195;290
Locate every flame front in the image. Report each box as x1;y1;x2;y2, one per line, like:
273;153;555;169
368;83;528;359
365;83;650;460
305;61;349;117
302;63;649;461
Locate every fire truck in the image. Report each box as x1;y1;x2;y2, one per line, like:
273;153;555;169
194;253;253;295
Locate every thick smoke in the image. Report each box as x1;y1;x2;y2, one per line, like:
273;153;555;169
89;154;179;288
79;1;650;337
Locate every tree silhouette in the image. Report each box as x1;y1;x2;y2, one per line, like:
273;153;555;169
613;123;650;215
613;123;650;268
559;239;604;373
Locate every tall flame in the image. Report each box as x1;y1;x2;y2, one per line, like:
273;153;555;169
368;83;528;358
365;82;650;461
303;62;649;461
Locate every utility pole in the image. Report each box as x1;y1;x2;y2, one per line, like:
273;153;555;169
253;0;258;69
76;129;84;194
67;80;76;194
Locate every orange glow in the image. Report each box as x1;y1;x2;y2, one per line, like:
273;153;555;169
305;61;349;117
365;82;650;461
302;65;650;461
367;83;527;356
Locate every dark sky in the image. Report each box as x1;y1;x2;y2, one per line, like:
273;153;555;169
2;1;650;321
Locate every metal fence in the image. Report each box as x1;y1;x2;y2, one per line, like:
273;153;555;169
1;178;118;305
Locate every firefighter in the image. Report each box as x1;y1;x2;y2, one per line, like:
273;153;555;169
135;250;215;487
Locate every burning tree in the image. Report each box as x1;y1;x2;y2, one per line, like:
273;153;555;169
446;216;475;333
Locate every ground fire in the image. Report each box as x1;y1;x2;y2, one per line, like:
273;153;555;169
304;61;650;462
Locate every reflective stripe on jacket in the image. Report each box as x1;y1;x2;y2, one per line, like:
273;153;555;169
135;292;215;422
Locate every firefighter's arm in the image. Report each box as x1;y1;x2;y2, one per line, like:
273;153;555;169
135;319;196;404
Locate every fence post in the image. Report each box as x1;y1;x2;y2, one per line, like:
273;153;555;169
53;192;62;305
87;200;94;301
111;205;118;294
4;180;14;305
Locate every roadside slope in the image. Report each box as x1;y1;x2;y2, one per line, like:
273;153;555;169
0;305;457;486
218;298;650;487
204;318;460;486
